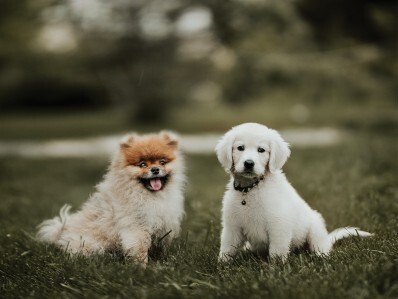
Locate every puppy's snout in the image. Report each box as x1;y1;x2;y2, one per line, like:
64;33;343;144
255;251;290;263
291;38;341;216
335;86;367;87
150;167;160;175
244;160;255;169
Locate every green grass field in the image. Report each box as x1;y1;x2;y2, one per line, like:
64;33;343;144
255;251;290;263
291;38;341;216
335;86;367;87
0;132;397;298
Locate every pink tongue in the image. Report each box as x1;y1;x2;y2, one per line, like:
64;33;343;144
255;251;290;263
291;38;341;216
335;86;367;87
150;178;162;191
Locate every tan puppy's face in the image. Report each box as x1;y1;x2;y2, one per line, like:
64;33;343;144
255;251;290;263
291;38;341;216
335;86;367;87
121;132;178;192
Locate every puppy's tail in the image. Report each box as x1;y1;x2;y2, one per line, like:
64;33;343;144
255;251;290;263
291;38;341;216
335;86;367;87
329;227;373;245
37;204;72;243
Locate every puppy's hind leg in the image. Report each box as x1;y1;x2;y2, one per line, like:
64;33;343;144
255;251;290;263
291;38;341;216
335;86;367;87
307;213;332;256
61;235;106;256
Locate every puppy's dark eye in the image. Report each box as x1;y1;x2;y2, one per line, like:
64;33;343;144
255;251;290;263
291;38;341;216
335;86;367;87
139;161;147;168
237;145;245;151
159;159;167;165
258;147;265;153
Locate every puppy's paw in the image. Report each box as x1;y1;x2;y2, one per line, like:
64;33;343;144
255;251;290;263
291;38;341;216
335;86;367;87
218;252;232;263
126;253;148;268
269;253;288;264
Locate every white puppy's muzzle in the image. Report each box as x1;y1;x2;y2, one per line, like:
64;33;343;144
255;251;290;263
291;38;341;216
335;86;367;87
233;150;269;178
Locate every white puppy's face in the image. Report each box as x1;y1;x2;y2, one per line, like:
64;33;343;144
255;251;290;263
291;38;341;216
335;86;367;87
215;123;291;177
231;137;270;178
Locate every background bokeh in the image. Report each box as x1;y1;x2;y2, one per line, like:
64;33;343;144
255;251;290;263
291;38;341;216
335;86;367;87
0;0;396;137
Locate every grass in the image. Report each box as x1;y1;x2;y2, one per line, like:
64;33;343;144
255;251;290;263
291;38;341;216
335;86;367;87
0;133;397;298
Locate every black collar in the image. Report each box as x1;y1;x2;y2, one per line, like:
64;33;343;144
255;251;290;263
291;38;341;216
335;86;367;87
233;176;263;193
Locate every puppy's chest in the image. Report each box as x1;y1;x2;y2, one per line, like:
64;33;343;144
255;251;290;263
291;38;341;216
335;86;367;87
141;195;181;229
230;192;272;237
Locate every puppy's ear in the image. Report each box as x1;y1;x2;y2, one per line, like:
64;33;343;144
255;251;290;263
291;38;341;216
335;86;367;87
215;130;234;173
120;134;137;150
268;129;290;173
160;130;179;149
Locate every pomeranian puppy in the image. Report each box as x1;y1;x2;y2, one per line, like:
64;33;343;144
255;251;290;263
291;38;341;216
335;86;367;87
37;131;185;265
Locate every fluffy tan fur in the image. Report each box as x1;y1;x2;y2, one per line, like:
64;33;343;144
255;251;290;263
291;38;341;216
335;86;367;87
37;131;185;265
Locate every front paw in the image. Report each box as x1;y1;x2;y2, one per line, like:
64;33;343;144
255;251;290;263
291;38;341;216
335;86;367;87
218;252;232;263
269;252;288;264
127;253;148;268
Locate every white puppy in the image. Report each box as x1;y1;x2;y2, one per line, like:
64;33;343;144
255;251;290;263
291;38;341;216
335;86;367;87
216;123;372;262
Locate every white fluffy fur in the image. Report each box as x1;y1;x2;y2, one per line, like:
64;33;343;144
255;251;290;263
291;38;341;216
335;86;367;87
37;132;185;265
216;123;372;262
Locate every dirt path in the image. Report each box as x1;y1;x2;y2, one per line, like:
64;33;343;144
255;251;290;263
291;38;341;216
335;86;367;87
0;128;344;158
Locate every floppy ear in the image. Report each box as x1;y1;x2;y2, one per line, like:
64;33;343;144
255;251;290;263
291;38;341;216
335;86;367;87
215;130;235;173
160;130;179;149
268;129;291;173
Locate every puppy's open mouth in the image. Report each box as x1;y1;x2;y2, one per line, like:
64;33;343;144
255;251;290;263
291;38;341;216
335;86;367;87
140;176;168;192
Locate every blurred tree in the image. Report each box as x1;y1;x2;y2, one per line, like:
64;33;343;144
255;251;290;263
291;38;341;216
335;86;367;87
295;0;397;85
78;34;182;123
200;0;315;103
66;1;210;123
0;0;107;111
203;0;397;104
0;0;395;121
296;0;398;49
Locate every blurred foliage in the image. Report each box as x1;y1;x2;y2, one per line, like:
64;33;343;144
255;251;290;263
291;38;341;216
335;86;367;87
0;0;396;124
0;0;108;110
297;0;397;48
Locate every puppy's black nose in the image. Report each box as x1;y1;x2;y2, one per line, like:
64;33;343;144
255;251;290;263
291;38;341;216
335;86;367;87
244;160;255;169
151;167;160;175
